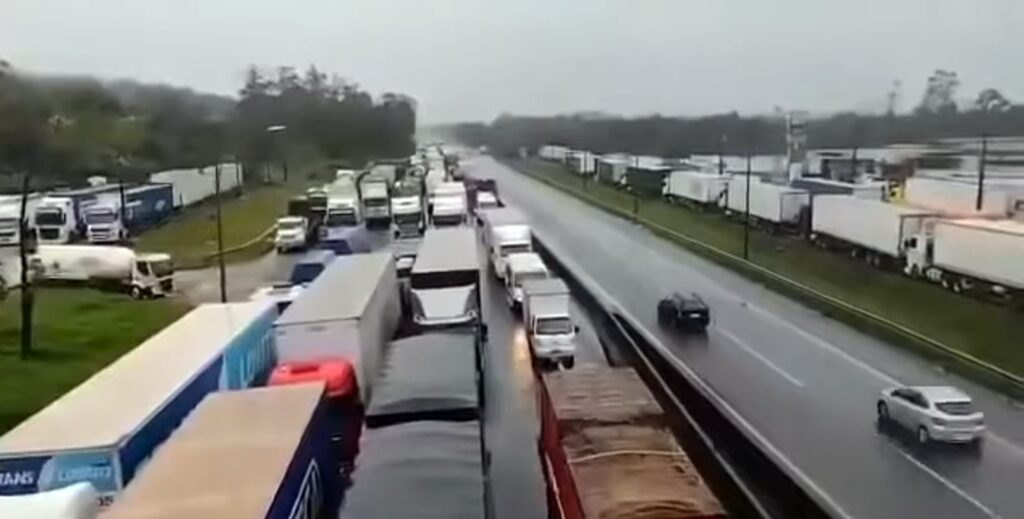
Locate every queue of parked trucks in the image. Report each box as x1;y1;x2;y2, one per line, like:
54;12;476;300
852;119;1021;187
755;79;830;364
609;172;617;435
541;145;1024;302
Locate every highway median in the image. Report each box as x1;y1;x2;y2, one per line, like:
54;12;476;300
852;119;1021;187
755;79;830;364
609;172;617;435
502;158;1024;398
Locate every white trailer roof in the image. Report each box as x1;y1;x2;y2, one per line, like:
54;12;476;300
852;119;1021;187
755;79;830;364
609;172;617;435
820;196;938;218
523;278;567;296
412;227;478;275
506;252;546;272
104;383;324;519
942;218;1024;237
0;300;274;454
479;206;527;227
276;252;393;326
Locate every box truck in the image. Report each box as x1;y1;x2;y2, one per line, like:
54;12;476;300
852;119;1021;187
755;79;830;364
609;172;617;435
104;383;339;519
723;177;809;228
522;278;576;368
811;195;939;267
274;252;401;401
664;170;730;206
905;219;1024;298
478;206;527;245
0;301;277;506
904;176;1013;218
488;224;532;281
504;252;549;309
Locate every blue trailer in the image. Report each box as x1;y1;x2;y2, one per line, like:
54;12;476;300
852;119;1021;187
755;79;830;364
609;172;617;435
317;226;371;256
104;383;339;519
0;300;277;508
123;183;174;232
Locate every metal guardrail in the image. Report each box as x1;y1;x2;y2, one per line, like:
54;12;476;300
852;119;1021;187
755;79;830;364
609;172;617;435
517;165;1024;397
200;224;277;262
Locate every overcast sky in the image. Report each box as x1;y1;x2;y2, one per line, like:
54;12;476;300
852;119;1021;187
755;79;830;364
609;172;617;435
2;0;1021;123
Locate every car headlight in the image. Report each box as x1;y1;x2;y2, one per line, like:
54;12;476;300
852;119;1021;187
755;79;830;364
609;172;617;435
932;417;947;426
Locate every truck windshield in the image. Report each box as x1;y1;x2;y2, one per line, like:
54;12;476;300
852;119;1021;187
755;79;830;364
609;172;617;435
35;209;65;225
278;220;303;230
536;317;573;335
85;211;117;224
326;212;358;226
394;212;420;224
0;218;18;231
364;198;387;207
149;259;174;277
501;243;531;256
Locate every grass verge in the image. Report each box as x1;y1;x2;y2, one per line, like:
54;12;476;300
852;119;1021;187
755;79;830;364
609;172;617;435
504;158;1024;390
0;288;190;433
136;184;299;269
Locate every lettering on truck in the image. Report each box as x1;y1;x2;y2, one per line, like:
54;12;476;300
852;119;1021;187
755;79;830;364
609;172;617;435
287;460;323;519
0;452;119;505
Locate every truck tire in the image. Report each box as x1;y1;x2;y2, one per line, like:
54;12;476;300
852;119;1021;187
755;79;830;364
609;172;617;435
130;286;143;299
562;357;575;369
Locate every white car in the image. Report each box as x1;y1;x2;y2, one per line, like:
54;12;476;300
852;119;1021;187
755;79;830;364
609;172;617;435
877;386;985;445
274;216;309;253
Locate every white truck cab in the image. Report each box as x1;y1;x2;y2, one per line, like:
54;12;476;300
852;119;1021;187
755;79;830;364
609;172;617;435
489;224;532;280
84;200;125;243
33;197;78;244
504;252;549;308
522;278;576;368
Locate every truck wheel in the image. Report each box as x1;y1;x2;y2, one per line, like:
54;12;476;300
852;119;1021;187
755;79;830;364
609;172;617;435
130;286;143;299
561;357;575;369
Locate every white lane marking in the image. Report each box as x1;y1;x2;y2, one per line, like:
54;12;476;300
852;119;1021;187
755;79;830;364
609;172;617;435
716;328;805;388
744;302;1024;459
881;438;1005;519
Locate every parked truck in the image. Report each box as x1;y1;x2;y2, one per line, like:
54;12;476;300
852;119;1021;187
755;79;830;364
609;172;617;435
664;170;730;206
905;218;1024;298
84;184;174;243
522;278;576;368
104;383;339;519
0;301;277;507
274;252;401;401
904;176;1019;218
0;195;42;247
504;252;549;309
32;245;174;298
391;195;424;238
33;185;122;244
409;227;482;333
488;224;532;280
812;195;938;268
723;177;809;228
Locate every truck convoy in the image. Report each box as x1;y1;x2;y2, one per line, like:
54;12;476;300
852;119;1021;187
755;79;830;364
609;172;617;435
522;278;577;368
273;253;401;401
84;184;174;243
0;301;277;506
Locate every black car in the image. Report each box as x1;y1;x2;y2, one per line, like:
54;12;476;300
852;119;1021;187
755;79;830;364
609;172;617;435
657;292;710;332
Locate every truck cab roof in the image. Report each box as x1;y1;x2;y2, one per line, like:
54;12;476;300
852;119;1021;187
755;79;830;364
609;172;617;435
506;252;547;273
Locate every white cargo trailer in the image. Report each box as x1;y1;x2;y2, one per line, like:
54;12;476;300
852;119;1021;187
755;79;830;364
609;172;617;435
273;252;401;400
665;170;730;205
904;177;1012;218
0;301;277;507
812;195;938;265
723;177;809;226
906;219;1024;296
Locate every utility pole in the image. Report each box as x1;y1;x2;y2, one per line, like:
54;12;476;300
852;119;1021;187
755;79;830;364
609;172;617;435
18;171;34;358
976;134;988;212
117;177;127;242
718;135;727;176
215;164;227;303
744;150;752;261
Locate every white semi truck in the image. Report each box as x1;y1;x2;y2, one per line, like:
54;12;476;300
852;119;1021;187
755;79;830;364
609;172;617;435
904;176;1022;218
905;219;1024;298
360;178;391;227
0;196;42;247
811;195;938;267
522;278;577;368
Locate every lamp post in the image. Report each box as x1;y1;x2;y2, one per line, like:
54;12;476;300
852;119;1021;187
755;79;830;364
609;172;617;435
267;125;288;183
214;163;227;302
976;134;988;212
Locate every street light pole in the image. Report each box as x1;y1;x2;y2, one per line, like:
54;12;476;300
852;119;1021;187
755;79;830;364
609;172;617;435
744;150;752;261
214;163;227;303
976;134;988;212
267;125;288;183
18;170;34;359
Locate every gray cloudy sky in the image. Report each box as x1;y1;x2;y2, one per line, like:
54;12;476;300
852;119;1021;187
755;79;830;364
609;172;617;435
2;0;1021;123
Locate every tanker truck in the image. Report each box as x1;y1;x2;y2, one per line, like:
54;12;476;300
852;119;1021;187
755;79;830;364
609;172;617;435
1;245;174;298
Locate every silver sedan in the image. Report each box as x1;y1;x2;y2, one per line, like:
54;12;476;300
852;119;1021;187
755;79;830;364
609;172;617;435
877;386;985;445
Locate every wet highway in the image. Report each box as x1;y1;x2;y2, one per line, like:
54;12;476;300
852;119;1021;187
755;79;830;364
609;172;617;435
466;155;1024;519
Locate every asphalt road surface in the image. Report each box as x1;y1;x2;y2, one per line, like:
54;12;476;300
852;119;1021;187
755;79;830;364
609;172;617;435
465;154;1024;519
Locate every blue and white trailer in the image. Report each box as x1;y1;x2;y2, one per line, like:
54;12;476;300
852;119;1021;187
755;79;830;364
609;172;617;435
104;383;339;519
0;300;277;507
84;184;174;243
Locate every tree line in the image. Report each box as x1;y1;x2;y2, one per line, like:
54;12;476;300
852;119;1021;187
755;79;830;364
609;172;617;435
449;70;1023;158
0;60;417;191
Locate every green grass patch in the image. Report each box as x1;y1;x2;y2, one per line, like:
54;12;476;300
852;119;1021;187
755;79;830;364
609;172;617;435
0;288;190;433
136;184;299;269
506;159;1024;383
